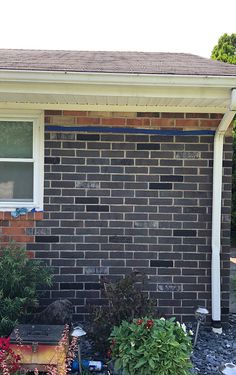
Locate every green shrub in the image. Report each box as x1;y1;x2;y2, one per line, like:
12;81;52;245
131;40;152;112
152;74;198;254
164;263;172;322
88;272;157;355
109;317;193;375
0;244;53;336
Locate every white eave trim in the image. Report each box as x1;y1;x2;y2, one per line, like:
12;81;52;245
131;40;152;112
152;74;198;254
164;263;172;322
0;69;236;88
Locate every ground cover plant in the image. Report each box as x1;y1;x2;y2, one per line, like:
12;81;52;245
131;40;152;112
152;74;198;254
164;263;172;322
109;317;193;375
0;244;53;337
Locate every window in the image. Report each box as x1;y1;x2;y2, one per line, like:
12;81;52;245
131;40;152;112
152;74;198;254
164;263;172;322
0;110;44;211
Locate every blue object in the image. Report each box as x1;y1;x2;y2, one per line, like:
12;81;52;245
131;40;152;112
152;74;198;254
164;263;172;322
11;207;29;218
71;359;105;372
46;125;215;136
30;208;43;212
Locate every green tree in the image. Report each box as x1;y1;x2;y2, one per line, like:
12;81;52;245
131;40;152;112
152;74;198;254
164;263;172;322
211;33;236;241
211;33;236;64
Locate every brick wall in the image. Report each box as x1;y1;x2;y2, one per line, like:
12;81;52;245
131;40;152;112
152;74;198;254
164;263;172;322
0;212;43;247
0;111;232;322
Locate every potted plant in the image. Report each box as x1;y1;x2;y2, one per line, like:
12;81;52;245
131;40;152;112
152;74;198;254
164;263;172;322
109;317;193;375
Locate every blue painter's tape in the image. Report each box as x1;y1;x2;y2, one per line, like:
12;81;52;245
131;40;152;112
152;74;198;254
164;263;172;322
45;125;215;136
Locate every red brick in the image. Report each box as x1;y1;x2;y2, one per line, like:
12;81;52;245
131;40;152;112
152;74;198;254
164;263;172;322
101;118;126;126
10;221;34;228
142;119;150;126
3;227;25;236
200;119;220;127
34;212;44;220
176;119;199;127
151;119;175;127
11;236;34;243
63;111;88;116
0;213;4;220
19;212;35;221
27;251;35;258
16;215;31;221
127;119;143;126
76;117;100;125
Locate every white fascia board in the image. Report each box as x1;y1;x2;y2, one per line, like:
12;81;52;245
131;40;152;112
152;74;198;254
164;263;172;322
0;83;231;102
0;102;228;113
0;70;236;89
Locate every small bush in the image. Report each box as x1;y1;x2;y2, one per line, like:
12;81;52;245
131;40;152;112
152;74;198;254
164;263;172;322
88;272;157;355
0;244;53;336
109;317;193;375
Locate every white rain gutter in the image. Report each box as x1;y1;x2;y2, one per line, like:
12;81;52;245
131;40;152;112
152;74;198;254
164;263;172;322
212;88;236;333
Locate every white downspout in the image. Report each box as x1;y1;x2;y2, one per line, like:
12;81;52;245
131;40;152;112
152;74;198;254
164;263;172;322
212;89;236;333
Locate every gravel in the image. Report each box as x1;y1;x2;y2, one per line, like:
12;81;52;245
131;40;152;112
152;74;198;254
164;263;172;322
191;315;236;375
78;315;236;375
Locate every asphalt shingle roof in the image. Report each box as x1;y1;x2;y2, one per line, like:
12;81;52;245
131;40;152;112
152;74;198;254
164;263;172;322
0;49;236;76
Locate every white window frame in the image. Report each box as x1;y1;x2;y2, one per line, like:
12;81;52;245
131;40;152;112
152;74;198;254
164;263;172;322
0;110;44;211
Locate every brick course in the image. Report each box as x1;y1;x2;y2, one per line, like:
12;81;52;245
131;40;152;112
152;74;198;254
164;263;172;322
0;111;232;322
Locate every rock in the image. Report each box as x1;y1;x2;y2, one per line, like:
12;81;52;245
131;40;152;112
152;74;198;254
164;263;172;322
32;299;73;325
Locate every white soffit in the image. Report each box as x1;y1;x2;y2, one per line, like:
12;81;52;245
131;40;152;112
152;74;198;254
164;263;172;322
0;71;235;113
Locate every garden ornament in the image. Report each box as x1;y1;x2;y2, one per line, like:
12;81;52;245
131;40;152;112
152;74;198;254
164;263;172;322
193;307;209;347
71;326;86;374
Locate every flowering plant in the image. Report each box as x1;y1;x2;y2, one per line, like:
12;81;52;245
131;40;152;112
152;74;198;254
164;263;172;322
0;337;21;374
109;317;193;375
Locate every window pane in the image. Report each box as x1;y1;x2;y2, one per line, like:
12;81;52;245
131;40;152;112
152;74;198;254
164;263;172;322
0;162;33;201
0;121;33;158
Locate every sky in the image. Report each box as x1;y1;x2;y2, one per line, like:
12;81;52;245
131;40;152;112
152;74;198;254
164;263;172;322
0;0;235;58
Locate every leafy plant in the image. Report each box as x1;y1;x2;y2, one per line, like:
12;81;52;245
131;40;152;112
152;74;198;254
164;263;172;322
109;317;193;375
0;244;53;336
88;272;158;355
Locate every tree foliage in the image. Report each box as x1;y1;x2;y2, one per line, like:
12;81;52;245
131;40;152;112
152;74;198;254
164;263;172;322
211;33;236;241
211;33;236;64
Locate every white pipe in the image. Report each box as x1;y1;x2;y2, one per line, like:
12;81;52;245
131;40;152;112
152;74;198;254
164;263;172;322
211;89;236;333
